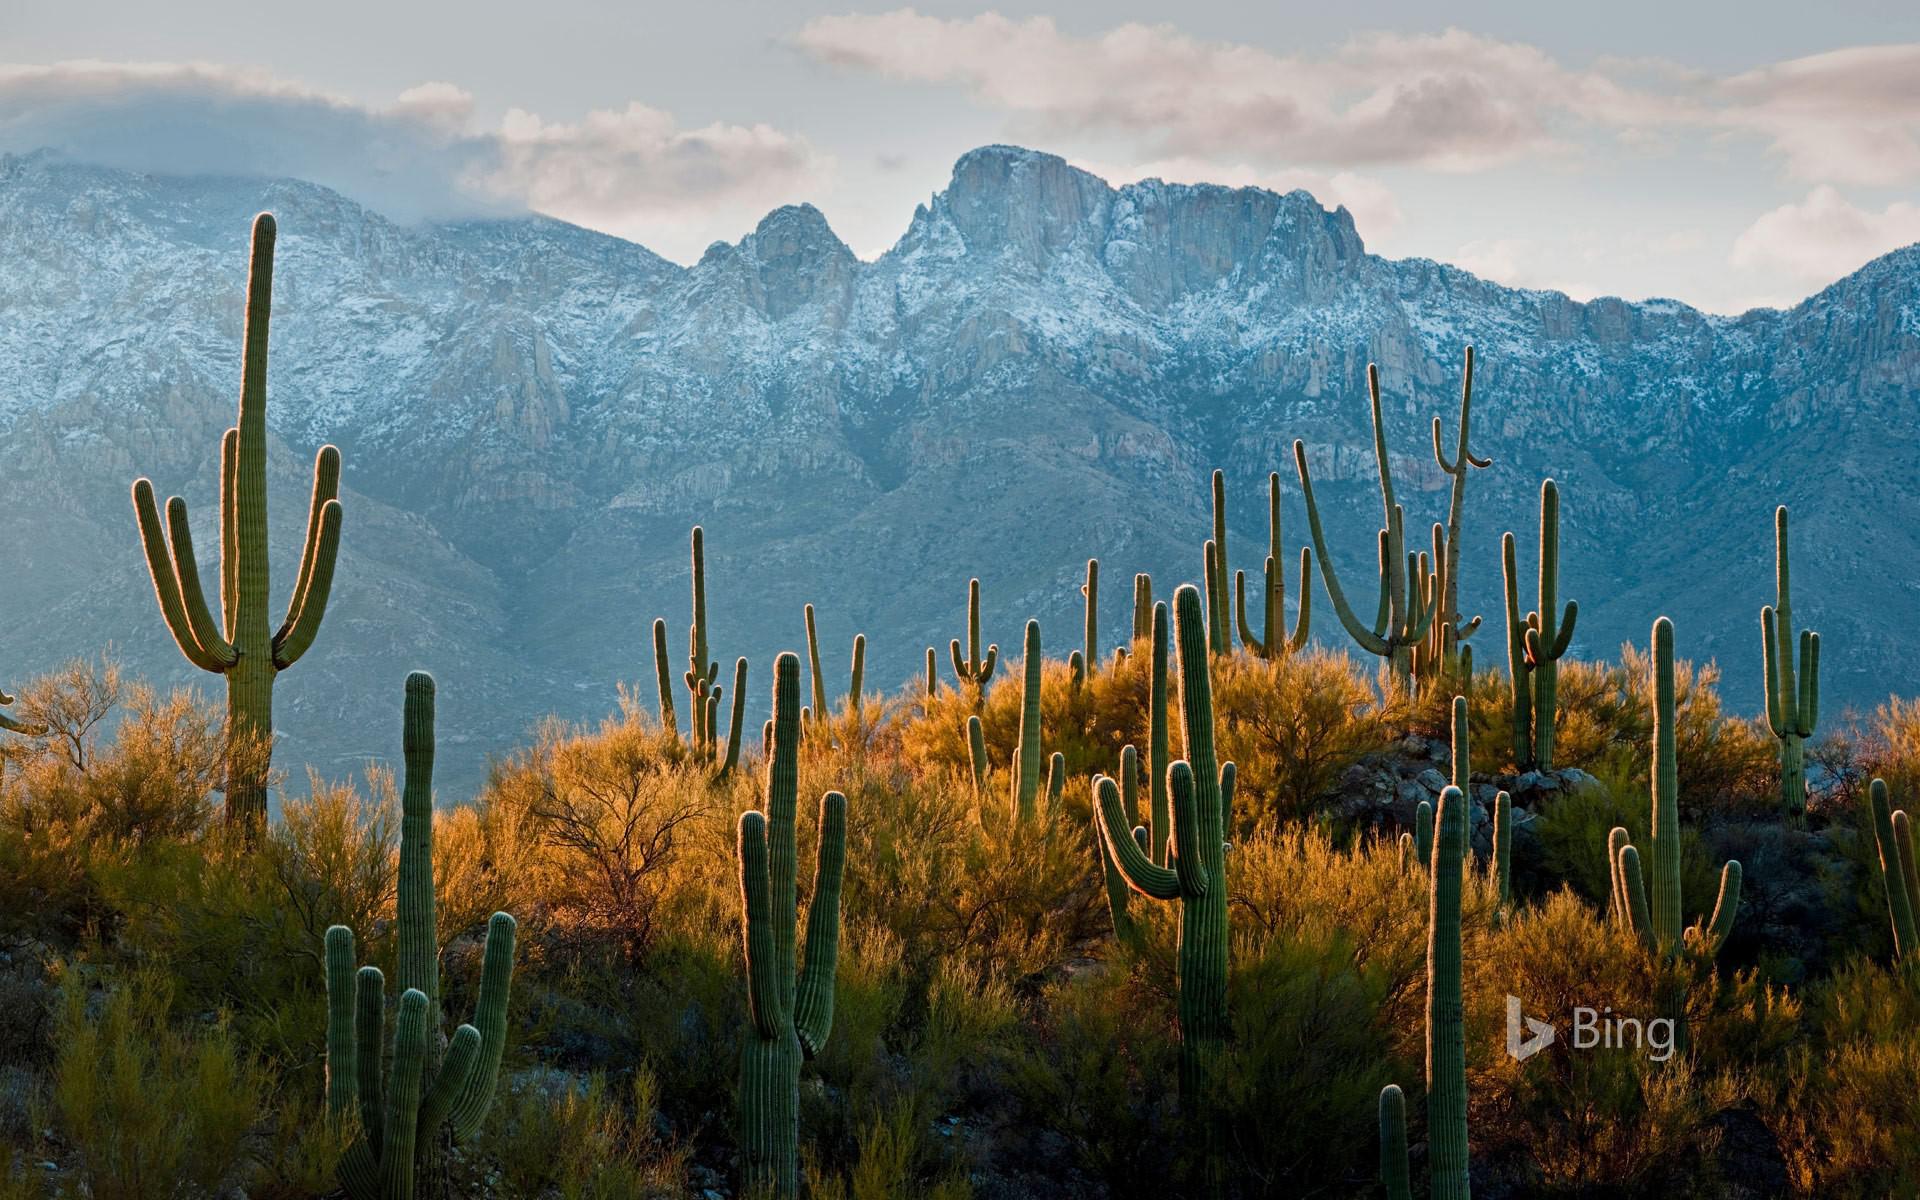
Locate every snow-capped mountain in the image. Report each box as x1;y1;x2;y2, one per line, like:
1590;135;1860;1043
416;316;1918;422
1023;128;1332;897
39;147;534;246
1;144;1915;795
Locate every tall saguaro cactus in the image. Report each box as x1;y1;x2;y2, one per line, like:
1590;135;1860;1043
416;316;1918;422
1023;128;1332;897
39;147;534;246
1609;619;1742;1046
1094;585;1234;1194
1380;785;1471;1200
803;604;866;723
1762;506;1821;816
1207;470;1232;655
1011;620;1045;820
130;214;343;826
325;673;516;1200
1080;559;1100;676
736;653;847;1198
1867;778;1919;961
950;577;998;700
1132;574;1154;641
1503;480;1578;770
1419;347;1490;683
1235;471;1313;658
1293;366;1439;681
681;526;723;754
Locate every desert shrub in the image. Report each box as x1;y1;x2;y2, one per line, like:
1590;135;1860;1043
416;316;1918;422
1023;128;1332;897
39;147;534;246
50;971;265;1199
269;770;396;955
484;1068;685;1199
1529;772;1726;914
1210;648;1400;823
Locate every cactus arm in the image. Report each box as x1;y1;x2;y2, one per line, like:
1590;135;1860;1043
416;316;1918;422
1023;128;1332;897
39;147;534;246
1761;607;1785;737
1292;440;1394;657
1492;790;1513;906
1414;800;1433;865
1431;414;1457;474
717;658;748;778
1219;761;1235;844
1097;764;1139;949
1013;620;1043;820
1550;601;1578;659
967;577;983;667
220;426;239;640
1607;826;1632;927
381;989;429;1200
417;1024;480;1141
1617;844;1655;951
1288;547;1314;653
1870;779;1918;959
1503;531;1534;767
1649;618;1683;951
765;655;801;991
966;715;989;794
1095;774;1180;900
1696;860;1743;958
738;811;785;1039
448;911;517;1141
0;704;43;736
1168;762;1211;898
948;639;965;680
271;497;342;669
794;789;847;1057
848;635;865;715
1367;364;1398;519
1046;751;1067;804
1450;695;1470;788
1211;470;1231;643
1772;507;1798;714
1234;569;1258;652
1799;631;1820;734
353;966;386;1161
1379;1083;1411;1200
132;481;232;672
1894;810;1920;927
324;926;358;1117
276;444;342;643
161;495;238;668
1081;559;1099;672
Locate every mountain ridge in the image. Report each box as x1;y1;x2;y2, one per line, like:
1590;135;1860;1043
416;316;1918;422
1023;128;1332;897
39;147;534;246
1;143;1915;798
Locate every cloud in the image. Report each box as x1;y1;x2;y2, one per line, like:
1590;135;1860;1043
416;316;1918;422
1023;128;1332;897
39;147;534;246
0;61;827;259
1719;45;1920;186
1731;186;1920;287
794;13;1673;171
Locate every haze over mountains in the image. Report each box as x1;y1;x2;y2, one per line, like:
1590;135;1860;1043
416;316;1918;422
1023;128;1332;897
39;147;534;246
0;144;1914;798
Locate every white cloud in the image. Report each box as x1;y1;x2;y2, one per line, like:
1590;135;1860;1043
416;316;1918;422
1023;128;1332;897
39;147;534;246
1731;186;1920;288
0;61;827;259
1718;45;1920;186
794;13;1674;171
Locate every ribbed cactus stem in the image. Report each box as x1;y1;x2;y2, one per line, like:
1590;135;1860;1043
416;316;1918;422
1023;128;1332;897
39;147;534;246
1378;1083;1411;1200
1491;790;1512;907
1762;506;1820;816
1650;618;1683;952
966;715;989;796
1870;778;1918;960
717;658;748;779
1210;469;1231;649
847;634;865;718
652;618;677;736
324;926;357;1117
1081;559;1099;676
1894;809;1920;934
1097;747;1143;950
1504;481;1577;769
1046;751;1066;804
1012;620;1043;820
1132;574;1153;641
1148;600;1170;865
1502;532;1532;769
397;673;438;1027
1234;472;1313;658
924;647;936;697
1414;800;1434;867
737;653;846;1198
128;213;343;827
949;578;998;698
1427;786;1470;1200
1424;346;1488;681
804;604;827;717
1203;538;1226;656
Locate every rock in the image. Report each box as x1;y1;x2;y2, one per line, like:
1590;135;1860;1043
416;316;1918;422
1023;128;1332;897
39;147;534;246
1559;767;1600;793
1416;768;1449;794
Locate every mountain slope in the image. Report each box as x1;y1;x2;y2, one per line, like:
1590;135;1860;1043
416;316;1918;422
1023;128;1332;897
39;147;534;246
1;145;1915;797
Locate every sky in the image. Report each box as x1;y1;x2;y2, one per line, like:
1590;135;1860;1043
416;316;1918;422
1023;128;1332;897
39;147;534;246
4;2;1920;312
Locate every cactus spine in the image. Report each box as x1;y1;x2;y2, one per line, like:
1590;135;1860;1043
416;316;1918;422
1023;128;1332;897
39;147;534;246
130;213;343;827
1234;471;1313;658
1380;785;1471;1200
1094;584;1232;1194
1503;480;1578;770
1012;620;1044;820
326;673;516;1199
1867;778;1917;961
1762;506;1820;816
1609;619;1743;1045
1418;347;1489;683
1293;366;1439;681
736;653;847;1198
950;577;998;699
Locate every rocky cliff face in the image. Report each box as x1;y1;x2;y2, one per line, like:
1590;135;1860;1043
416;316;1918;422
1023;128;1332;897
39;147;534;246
1;145;1914;796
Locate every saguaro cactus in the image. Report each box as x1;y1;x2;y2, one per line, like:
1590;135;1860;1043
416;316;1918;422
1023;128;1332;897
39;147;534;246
652;619;678;736
1293;366;1439;681
1503;480;1578;770
1011;620;1044;820
950;577;998;699
130;214;343;826
736;653;847;1198
1867;778;1917;962
1132;574;1154;641
1095;585;1233;1193
1207;470;1233;655
325;673;516;1200
681;527;722;755
1419;347;1490;683
1235;471;1313;658
1762;506;1820;816
804;605;865;723
1609;619;1742;1046
1379;785;1471;1200
0;686;44;736
1080;559;1100;676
